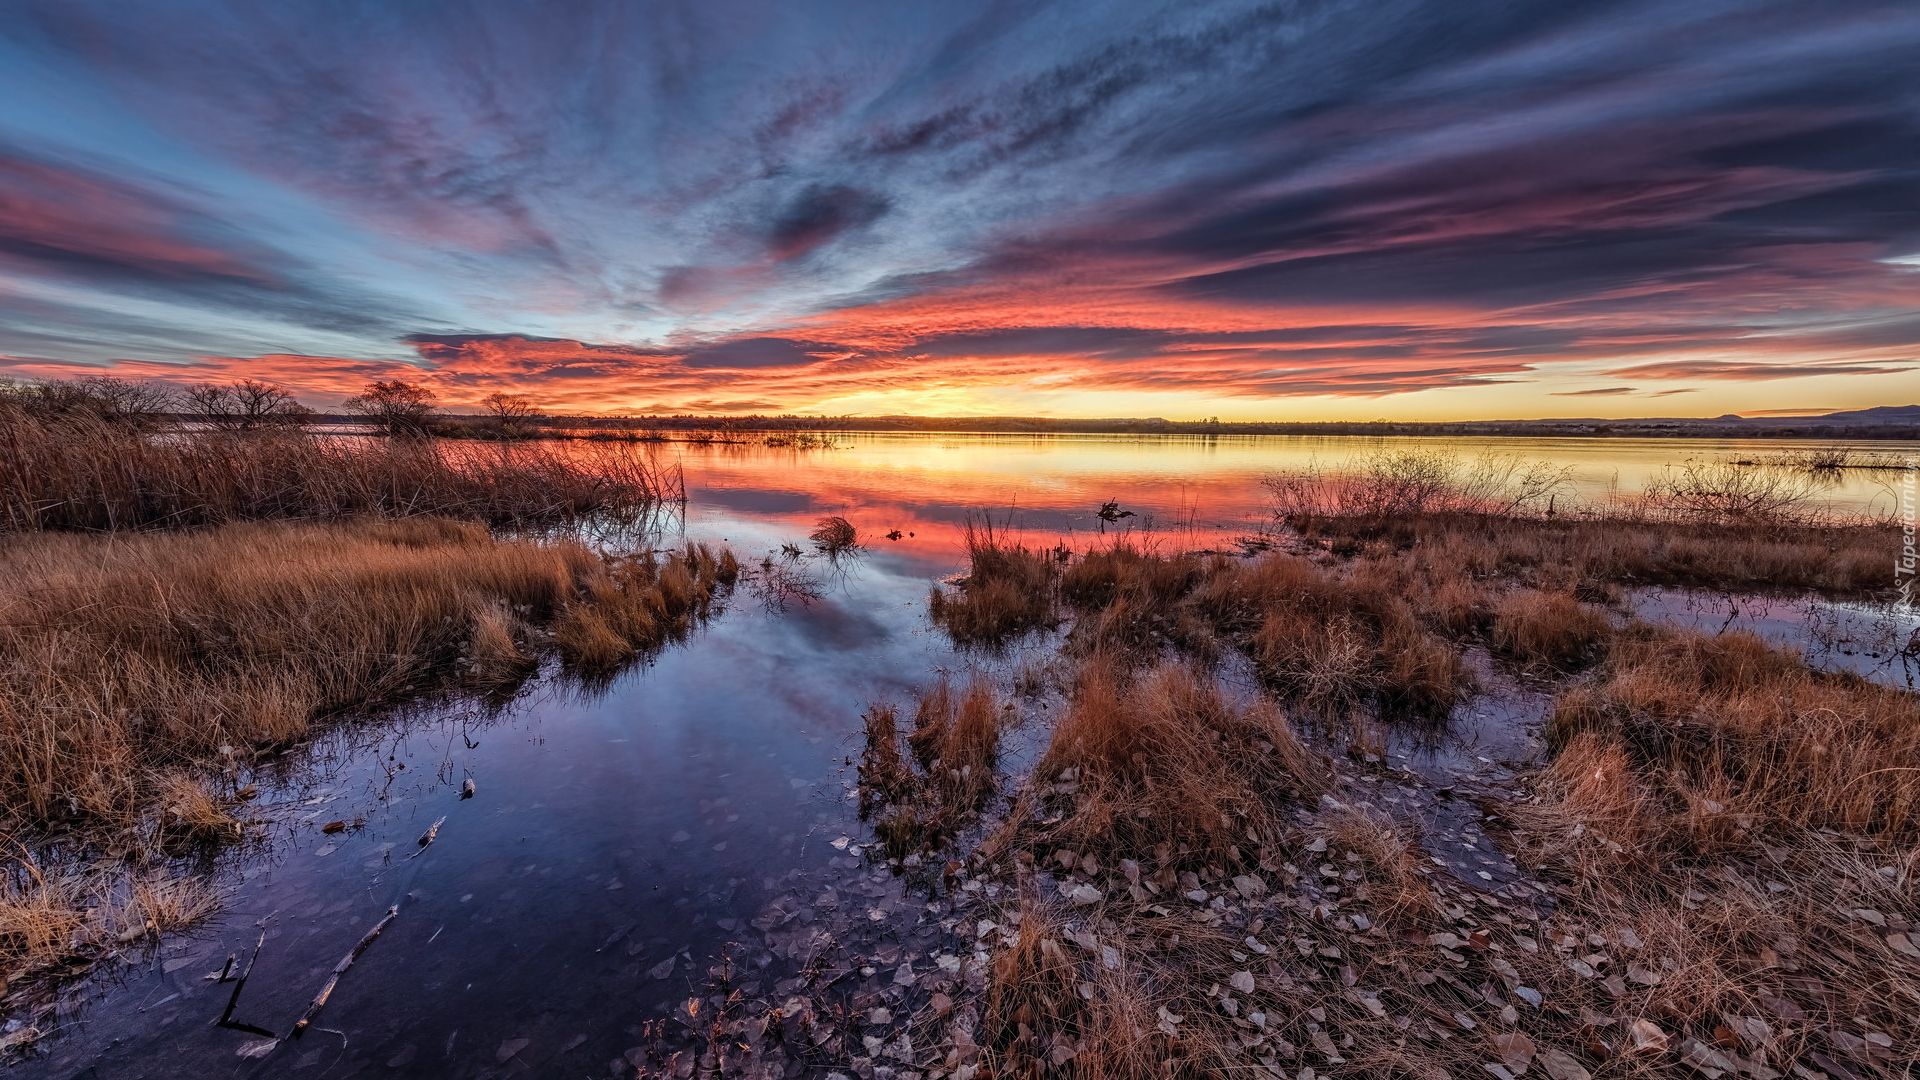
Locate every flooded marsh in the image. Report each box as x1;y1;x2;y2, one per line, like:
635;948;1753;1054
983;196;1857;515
3;430;1917;1079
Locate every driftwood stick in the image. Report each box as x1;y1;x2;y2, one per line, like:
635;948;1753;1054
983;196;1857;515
216;928;274;1037
291;905;399;1038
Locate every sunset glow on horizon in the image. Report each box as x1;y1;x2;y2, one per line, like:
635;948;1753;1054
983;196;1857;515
2;0;1917;420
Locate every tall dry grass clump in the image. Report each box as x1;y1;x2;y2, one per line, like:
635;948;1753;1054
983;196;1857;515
908;678;1003;811
0;518;734;830
1544;626;1920;850
1490;589;1613;670
0;395;681;532
1014;661;1327;867
1207;555;1469;718
1060;545;1221;660
858;678;1008;861
929;521;1061;645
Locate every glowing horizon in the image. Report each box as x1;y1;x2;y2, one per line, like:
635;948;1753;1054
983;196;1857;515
2;0;1917;422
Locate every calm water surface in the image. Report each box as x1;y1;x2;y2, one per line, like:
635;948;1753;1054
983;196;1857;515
22;434;1915;1079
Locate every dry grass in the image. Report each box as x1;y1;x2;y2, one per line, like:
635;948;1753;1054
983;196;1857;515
980;889;1206;1079
1061;545;1220;660
858;704;916;818
0;861;220;981
0;515;734;999
1489;625;1920;1074
941;537;1473;720
1315;804;1437;929
929;521;1061;646
1202;554;1470;719
0;402;681;533
152;772;244;848
918;491;1917;1080
1006;661;1328;870
0;518;734;830
1545;626;1920;849
859;678;1009;861
908;678;1003;811
1285;510;1886;597
1490;589;1613;671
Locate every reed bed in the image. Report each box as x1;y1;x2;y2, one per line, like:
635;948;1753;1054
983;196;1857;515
0;405;681;532
0;517;733;830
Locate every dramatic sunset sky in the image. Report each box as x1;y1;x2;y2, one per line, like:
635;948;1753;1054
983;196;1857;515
1;0;1917;420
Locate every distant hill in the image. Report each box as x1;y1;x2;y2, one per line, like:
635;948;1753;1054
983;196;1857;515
1792;405;1920;425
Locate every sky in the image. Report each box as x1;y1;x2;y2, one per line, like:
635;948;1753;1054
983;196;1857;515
1;0;1917;421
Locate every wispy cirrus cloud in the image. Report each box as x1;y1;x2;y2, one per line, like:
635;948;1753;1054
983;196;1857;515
1604;359;1914;380
0;0;1915;415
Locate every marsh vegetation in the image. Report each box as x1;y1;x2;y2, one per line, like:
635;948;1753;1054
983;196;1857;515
857;448;1916;1080
5;380;1915;1077
0;378;728;1014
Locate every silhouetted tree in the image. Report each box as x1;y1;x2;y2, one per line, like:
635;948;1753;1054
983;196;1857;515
344;379;438;437
185;378;313;431
481;391;541;422
0;376;175;429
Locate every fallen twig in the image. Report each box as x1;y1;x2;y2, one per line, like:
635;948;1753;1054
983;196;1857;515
407;816;447;859
291;905;399;1038
216;928;275;1039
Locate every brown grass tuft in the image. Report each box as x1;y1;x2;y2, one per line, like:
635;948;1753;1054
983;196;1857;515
1490;589;1614;670
930;521;1061;646
908;677;1003;810
1016;661;1327;867
1315;804;1436;928
858;678;1008;860
151;771;243;847
1545;625;1920;850
980;891;1176;1080
857;703;916;818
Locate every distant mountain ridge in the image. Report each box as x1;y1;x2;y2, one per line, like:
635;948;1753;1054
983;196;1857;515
1793;405;1920;424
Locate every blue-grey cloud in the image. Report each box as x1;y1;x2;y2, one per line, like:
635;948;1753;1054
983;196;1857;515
0;0;1914;406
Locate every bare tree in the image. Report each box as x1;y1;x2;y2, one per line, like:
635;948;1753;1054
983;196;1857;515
185;379;313;431
0;376;176;428
344;379;438;437
481;391;541;422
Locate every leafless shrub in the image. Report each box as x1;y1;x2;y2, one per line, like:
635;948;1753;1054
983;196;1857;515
809;515;859;554
1640;458;1825;523
1264;449;1574;524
